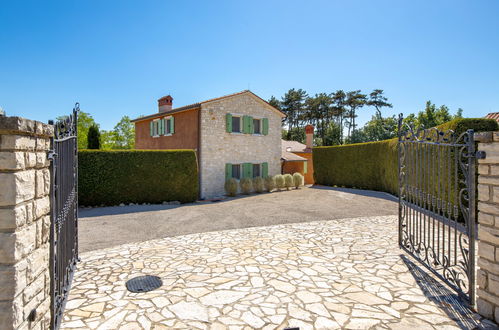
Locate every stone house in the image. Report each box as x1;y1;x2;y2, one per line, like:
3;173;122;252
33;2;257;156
131;90;286;199
281;125;315;184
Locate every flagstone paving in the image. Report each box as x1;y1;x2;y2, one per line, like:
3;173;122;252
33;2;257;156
61;215;496;329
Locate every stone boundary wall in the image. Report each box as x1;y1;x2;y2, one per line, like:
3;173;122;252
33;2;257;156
476;131;499;322
0;116;53;329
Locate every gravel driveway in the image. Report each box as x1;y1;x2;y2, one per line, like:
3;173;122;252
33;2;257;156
78;186;398;252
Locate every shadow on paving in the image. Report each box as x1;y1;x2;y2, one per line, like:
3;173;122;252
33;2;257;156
310;185;398;202
401;255;497;329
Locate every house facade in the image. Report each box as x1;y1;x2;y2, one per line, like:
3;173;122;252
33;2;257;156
281;125;315;184
132;90;285;199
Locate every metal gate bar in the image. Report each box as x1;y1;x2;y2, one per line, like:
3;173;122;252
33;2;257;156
49;104;79;329
398;115;476;307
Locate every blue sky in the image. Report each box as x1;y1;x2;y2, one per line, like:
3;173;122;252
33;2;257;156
1;1;498;130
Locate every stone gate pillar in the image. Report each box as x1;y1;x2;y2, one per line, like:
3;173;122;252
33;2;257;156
0;116;53;329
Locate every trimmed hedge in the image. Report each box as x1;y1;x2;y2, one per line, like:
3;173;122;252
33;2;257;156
313;118;498;195
79;150;198;206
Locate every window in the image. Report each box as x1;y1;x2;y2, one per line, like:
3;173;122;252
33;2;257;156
253;119;261;134
253;164;261;177
232;116;241;133
151;120;159;136
232;164;241;179
166;118;171;134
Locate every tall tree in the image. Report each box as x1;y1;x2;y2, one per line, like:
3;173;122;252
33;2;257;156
367;89;392;118
112;116;135;149
87;124;101;149
280;88;308;139
344;90;367;139
331;90;347;144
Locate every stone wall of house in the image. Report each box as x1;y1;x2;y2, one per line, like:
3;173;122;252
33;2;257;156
199;93;284;198
0;116;53;330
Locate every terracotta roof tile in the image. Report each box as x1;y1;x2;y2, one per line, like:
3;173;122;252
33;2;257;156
485;112;499;121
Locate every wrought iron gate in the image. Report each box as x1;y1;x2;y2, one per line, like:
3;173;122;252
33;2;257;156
398;115;476;307
49;104;79;329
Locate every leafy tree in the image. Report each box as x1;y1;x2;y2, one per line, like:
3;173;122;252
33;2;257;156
112;116;135;149
358;114;398;142
87;124;101;149
99;130;115;149
77;111;99;150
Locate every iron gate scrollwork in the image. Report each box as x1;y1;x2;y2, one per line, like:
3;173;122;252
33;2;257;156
49;104;79;329
398;114;476;307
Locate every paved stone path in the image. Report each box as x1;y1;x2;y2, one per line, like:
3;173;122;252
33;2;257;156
61;216;496;329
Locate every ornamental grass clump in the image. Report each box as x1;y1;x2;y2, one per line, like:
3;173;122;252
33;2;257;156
293;172;304;189
240;178;253;195
253;177;265;193
284;174;294;190
264;176;276;192
224;178;238;197
274;174;285;191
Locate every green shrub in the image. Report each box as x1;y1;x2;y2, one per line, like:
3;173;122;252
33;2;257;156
79;150;198;206
264;176;276;192
274;174;285;190
225;178;238;196
253;177;265;193
293;172;304;189
284;174;294;190
313;118;498;196
240;178;253;194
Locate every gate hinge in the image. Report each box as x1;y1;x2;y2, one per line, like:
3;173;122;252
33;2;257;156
48;150;57;161
476;151;486;160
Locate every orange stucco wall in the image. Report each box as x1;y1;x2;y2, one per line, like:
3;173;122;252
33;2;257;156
295;152;314;184
282;152;314;184
134;108;200;150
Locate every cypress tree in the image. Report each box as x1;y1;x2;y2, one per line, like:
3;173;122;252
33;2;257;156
87;124;101;149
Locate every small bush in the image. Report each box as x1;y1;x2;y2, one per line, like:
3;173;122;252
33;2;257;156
284;174;294;190
274;174;285;191
253;177;265;193
225;178;238;196
240;178;253;194
264;176;276;192
293;172;304;189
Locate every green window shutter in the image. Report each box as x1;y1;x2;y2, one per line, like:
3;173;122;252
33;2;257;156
225;163;232;180
262;162;268;177
226;113;232;133
249;116;254;134
304;161;308;174
242;163;251;178
160;119;164;135
170;116;175;134
262;118;269;135
242;116;248;134
150;121;154;136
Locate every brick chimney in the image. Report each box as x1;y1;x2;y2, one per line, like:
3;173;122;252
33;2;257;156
305;125;314;150
158;95;173;113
